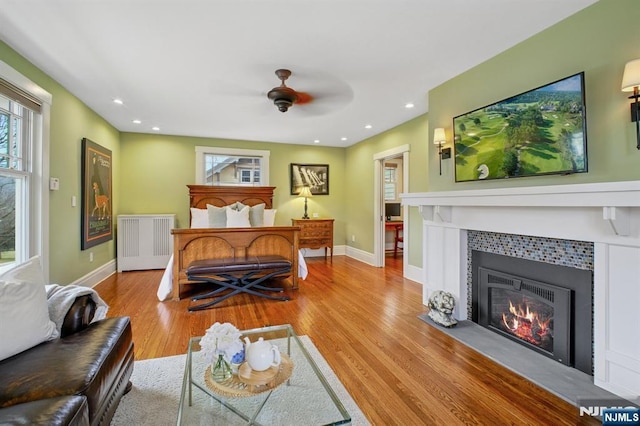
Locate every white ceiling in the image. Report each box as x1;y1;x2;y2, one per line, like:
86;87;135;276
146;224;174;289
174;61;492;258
0;0;598;147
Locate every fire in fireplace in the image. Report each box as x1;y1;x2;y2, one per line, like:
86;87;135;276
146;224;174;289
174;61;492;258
500;297;552;350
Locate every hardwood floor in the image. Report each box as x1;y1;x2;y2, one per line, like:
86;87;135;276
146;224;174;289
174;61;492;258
95;255;597;425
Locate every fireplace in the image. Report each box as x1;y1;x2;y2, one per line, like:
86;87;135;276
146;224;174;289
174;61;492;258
403;180;640;397
471;249;593;375
478;267;571;366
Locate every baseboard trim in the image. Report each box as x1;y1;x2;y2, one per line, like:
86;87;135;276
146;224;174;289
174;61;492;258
72;259;116;288
344;246;375;265
405;264;424;286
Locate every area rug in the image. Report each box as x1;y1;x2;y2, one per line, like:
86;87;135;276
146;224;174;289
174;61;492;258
112;335;369;425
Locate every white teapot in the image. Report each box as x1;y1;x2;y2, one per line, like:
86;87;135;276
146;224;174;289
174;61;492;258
243;336;281;372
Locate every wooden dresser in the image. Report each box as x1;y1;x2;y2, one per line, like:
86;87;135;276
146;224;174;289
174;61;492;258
291;218;334;260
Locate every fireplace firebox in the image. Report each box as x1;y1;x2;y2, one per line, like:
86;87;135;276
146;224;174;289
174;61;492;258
471;250;593;375
478;267;571;366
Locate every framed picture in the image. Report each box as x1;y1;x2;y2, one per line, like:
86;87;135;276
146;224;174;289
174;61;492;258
453;72;587;182
81;138;113;249
290;163;329;195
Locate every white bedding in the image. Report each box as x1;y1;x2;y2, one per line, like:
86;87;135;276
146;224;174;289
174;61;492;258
157;251;308;301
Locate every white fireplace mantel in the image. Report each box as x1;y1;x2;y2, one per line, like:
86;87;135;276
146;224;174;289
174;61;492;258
403;181;640;241
401;180;640;398
403;180;640;208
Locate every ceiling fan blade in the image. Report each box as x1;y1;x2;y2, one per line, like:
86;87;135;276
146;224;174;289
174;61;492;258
294;91;314;105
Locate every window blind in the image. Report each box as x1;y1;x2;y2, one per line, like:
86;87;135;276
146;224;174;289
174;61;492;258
0;78;41;113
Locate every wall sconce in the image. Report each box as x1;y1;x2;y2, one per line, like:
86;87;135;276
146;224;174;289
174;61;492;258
433;127;451;175
621;58;640;150
298;185;313;219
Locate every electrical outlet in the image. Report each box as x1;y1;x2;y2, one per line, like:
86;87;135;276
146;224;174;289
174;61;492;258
351;235;356;242
313;212;319;218
89;252;94;262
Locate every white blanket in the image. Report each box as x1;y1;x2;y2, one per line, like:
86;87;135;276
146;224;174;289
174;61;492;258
157;251;308;301
45;284;109;335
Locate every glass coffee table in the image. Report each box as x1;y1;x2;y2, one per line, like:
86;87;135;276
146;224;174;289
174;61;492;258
177;324;351;425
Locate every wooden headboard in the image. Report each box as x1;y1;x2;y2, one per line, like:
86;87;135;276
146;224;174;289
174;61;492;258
188;185;276;209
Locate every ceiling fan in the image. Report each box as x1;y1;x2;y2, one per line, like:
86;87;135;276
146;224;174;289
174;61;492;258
266;69;314;113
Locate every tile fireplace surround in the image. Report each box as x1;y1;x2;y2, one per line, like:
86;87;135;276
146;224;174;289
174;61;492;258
403;180;640;399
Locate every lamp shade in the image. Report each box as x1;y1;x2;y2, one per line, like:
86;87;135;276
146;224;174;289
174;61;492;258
298;186;313;198
433;127;446;145
621;59;640;92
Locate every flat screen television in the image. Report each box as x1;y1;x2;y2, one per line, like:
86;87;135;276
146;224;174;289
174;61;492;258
453;72;587;182
385;202;401;220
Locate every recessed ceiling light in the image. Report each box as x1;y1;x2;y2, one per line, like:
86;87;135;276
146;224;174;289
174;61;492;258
113;98;123;105
365;124;372;129
132;119;141;124
152;126;160;131
341;137;348;141
405;102;415;109
314;139;320;144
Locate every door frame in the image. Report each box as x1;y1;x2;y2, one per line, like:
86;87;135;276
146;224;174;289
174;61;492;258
373;144;410;268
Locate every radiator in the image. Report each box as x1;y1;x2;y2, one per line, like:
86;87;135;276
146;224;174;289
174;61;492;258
117;214;175;272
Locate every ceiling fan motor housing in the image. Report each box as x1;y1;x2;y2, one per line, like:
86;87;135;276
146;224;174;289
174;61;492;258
268;89;298;112
267;69;299;112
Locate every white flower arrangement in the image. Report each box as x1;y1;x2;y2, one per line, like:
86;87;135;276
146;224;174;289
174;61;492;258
200;322;244;363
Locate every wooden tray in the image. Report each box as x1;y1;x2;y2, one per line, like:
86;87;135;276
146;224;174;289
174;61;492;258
204;353;293;397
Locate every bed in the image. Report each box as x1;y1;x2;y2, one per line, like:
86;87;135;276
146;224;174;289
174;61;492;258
158;185;304;301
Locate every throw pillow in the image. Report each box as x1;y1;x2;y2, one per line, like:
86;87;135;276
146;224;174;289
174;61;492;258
235;202;266;227
206;204;227;228
248;203;265;227
0;256;58;361
190;208;209;228
264;209;277;226
226;205;251;227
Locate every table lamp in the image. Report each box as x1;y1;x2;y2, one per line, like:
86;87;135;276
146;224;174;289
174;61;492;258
298;185;313;219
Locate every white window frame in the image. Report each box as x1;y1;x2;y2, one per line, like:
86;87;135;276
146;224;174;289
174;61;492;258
0;60;51;279
195;146;270;185
384;164;398;201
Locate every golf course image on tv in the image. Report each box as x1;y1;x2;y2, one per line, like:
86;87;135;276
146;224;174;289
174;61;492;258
453;72;587;182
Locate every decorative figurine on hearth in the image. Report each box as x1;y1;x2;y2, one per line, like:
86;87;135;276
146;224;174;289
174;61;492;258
427;290;458;327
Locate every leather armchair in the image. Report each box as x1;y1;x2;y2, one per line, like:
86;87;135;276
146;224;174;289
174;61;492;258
0;295;134;426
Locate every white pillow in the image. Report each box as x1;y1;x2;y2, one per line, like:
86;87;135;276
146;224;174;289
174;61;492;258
190;208;209;228
206;204;227;228
235;202;265;227
264;209;277;226
0;256;58;361
226;205;251;227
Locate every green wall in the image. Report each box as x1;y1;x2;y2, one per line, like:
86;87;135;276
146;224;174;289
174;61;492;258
344;115;429;266
428;0;640;190
119;133;347;243
0;40;120;285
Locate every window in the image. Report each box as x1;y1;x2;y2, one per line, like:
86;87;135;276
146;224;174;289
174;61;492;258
384;164;398;201
0;62;51;274
0;95;27;267
195;146;269;186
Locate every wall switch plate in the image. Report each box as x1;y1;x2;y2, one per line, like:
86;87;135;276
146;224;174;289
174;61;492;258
49;177;60;190
71;196;76;207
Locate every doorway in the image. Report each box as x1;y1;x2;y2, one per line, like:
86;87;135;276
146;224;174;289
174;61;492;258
373;145;410;269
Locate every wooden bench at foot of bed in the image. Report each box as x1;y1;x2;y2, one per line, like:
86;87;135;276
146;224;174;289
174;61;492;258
186;255;292;311
171;226;300;300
